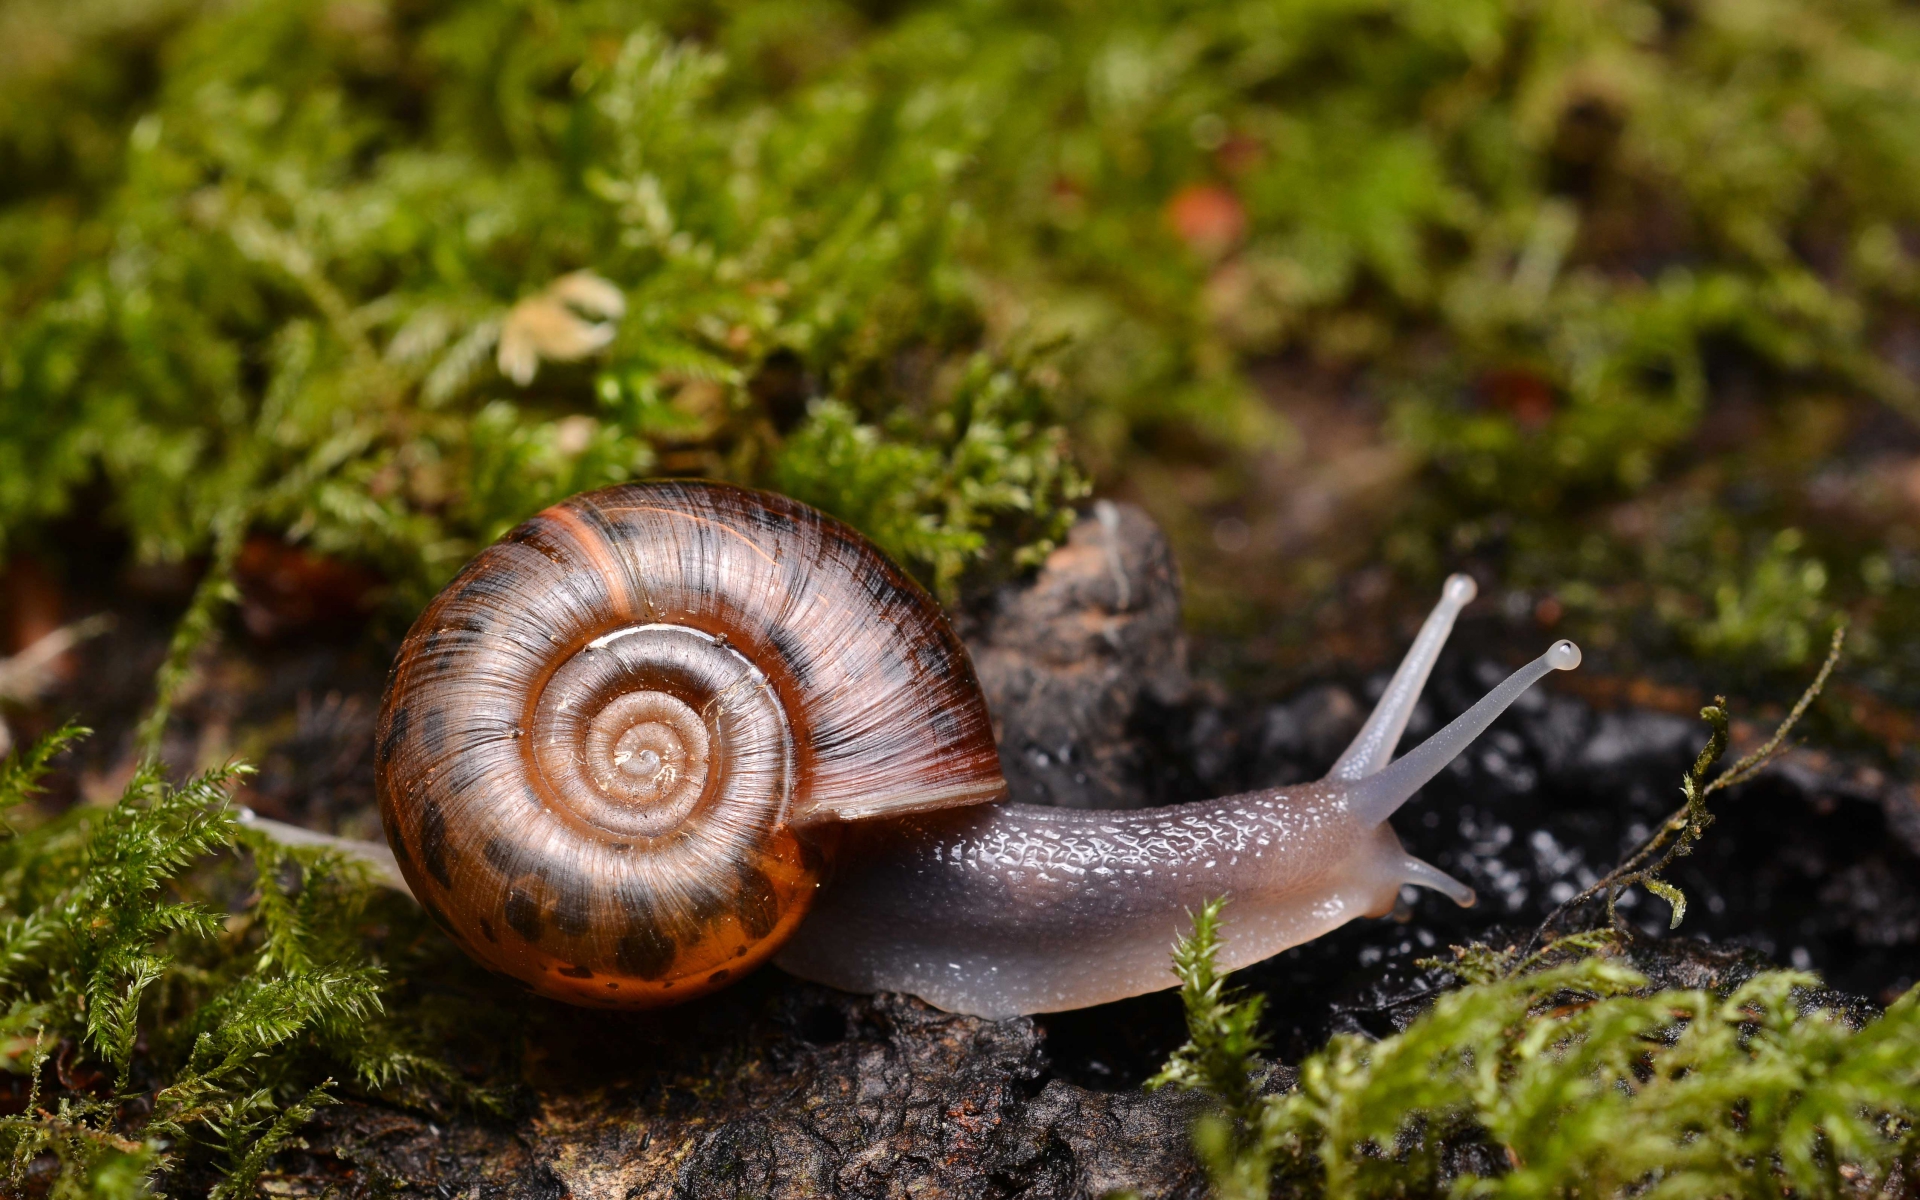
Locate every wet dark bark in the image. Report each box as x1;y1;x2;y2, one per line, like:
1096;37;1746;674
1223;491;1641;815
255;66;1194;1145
291;985;1210;1200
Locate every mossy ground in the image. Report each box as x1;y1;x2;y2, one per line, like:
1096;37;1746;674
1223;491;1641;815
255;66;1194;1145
6;0;1920;1194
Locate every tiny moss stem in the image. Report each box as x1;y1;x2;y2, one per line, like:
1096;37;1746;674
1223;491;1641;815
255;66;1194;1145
1526;620;1846;952
134;505;248;762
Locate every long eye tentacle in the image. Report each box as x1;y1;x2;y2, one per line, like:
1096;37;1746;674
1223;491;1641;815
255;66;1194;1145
1344;639;1582;828
1329;573;1478;782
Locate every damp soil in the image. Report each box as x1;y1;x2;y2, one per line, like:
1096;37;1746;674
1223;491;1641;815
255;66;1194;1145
12;504;1920;1198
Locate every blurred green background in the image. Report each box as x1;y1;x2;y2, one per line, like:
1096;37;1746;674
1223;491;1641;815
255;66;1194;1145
5;0;1919;714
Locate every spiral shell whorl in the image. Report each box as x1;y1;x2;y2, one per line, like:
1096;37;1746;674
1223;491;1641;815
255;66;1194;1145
374;481;1004;1007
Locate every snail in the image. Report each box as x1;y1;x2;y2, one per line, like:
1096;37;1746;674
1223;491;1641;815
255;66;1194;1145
272;480;1579;1019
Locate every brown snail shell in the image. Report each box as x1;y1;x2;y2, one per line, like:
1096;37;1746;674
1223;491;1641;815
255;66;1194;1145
374;480;1004;1007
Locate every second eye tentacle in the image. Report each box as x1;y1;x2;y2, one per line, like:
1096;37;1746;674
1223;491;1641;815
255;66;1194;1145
1329;574;1478;782
1345;639;1582;828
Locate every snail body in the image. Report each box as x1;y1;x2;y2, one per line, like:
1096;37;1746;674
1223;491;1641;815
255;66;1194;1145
374;481;1578;1016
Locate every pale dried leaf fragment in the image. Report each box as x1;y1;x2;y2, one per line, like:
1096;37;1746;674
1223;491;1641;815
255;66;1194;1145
0;615;113;703
497;271;628;386
0;614;113;758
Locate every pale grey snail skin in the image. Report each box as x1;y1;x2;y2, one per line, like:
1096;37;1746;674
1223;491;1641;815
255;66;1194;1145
774;577;1581;1018
265;487;1580;1019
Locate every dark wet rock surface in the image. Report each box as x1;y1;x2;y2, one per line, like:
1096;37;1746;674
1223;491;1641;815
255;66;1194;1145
967;499;1192;811
20;504;1920;1196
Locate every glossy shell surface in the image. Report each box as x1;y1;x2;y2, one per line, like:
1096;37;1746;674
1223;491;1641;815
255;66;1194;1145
374;480;1004;1007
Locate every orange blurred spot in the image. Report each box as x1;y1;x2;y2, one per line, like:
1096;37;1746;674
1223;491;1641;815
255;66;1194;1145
1165;183;1246;257
1478;368;1556;430
1048;175;1087;222
235;537;383;639
1215;132;1265;176
3;556;63;656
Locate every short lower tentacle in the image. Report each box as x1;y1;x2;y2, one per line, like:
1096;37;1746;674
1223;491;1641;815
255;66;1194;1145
1400;853;1476;907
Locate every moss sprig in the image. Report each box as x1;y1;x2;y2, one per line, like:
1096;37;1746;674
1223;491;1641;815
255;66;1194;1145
0;728;445;1197
1158;916;1920;1198
1533;619;1847;942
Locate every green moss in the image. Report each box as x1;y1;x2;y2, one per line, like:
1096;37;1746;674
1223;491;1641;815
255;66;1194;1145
1154;902;1920;1199
771;356;1086;598
0;727;445;1197
10;0;1918;664
0;0;1098;601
